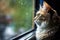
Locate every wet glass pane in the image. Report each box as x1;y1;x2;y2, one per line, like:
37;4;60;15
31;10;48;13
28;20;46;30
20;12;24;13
0;0;34;40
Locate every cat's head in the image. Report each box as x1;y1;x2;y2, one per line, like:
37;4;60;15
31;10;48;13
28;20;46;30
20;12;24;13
34;1;59;28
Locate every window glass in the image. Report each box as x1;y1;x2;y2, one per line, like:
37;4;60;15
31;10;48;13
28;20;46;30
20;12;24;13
0;0;34;40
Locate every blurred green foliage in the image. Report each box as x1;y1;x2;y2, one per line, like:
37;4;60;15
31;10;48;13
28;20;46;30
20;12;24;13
9;0;33;32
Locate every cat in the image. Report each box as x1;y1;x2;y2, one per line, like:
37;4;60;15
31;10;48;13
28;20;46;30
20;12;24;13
34;1;60;40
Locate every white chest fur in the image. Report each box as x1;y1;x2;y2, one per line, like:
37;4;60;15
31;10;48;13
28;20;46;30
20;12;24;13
35;21;49;40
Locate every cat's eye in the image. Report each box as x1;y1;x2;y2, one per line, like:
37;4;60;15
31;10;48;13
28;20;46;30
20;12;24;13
39;15;46;20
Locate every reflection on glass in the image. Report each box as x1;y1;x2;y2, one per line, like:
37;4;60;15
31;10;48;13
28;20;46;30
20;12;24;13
0;0;33;40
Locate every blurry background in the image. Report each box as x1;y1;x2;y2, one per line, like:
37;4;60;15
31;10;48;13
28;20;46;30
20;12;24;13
9;0;33;33
0;0;33;40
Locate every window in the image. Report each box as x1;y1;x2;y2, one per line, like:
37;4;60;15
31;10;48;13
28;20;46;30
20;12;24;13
0;0;34;40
